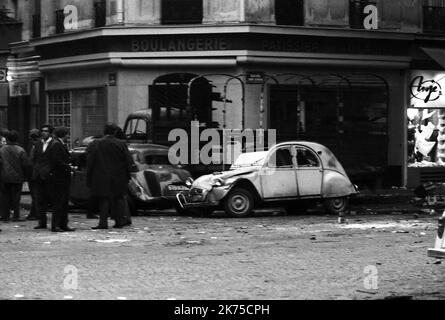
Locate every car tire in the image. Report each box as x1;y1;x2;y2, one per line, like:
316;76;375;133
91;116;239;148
224;188;254;218
323;197;349;215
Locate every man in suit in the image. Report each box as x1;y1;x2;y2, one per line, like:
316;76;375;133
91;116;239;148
87;123;133;229
33;124;55;230
50;127;75;232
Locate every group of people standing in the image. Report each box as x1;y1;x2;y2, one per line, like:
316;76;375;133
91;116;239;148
0;123;134;233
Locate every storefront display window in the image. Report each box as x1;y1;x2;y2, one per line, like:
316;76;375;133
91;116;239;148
408;108;445;167
408;70;445;168
48;88;106;147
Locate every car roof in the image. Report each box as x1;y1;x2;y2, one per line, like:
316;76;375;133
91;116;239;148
272;141;347;174
127;109;152;120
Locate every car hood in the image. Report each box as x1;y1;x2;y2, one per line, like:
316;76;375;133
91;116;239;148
192;166;259;190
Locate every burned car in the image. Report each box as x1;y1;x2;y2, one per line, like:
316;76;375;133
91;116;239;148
177;141;358;217
69;143;192;214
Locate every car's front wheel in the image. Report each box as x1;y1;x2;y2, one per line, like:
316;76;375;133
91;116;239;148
323;197;349;215
224;188;254;218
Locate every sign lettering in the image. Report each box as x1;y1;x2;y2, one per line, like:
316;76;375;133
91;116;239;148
131;38;228;52
410;76;442;103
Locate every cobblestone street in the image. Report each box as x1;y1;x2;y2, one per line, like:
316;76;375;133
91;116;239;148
0;200;444;301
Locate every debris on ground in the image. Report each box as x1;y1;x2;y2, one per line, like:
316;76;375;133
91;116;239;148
89;239;130;244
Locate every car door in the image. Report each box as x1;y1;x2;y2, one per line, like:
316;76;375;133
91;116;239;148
295;146;323;197
260;145;298;199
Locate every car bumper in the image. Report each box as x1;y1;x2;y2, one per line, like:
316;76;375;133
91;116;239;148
176;192;220;210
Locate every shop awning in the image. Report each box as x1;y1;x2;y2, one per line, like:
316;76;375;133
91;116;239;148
421;47;445;69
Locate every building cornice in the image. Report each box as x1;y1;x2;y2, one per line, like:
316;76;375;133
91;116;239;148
11;24;436;50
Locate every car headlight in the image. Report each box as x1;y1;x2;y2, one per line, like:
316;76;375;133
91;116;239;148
185;177;195;187
211;178;224;187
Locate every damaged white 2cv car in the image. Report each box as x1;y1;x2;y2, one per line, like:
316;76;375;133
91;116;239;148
177;141;358;217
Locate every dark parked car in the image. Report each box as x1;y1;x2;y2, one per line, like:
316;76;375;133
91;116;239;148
69;142;193;215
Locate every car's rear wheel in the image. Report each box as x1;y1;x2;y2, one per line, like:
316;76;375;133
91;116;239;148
224;188;254;218
323;197;349;215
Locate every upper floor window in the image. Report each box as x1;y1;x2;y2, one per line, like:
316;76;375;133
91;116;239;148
161;0;203;25
423;0;445;33
94;0;106;28
349;0;377;29
275;0;304;26
55;9;64;34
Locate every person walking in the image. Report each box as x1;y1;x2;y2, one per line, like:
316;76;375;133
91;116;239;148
26;129;41;221
0;131;31;222
87;123;133;230
49;127;75;232
33;124;56;230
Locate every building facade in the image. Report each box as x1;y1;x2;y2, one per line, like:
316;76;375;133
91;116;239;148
4;0;445;188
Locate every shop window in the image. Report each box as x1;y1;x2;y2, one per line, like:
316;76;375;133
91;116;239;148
349;0;377;29
48;88;106;148
408;108;445;167
275;0;304;26
48;91;71;143
423;0;445;33
161;0;203;24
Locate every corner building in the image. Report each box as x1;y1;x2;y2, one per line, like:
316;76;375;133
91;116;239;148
7;0;445;188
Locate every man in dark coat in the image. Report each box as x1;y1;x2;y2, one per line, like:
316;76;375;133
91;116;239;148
50;127;75;232
33;124;56;230
87;123;133;229
0;131;30;222
26;129;41;221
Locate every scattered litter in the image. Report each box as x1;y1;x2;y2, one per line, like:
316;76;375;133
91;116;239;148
420;232;426;236
434;260;442;265
356;290;377;295
384;295;413;300
186;240;202;245
376;262;382;266
91;239;130;244
310;236;317;241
